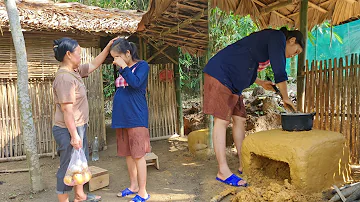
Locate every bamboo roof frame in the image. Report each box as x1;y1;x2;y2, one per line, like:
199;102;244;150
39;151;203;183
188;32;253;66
137;0;360;55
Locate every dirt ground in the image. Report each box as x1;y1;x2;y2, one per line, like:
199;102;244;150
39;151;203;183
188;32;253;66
0;125;328;202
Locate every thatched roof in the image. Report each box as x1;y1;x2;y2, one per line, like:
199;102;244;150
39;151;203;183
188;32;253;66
138;0;360;55
0;0;144;36
137;0;208;56
211;0;360;30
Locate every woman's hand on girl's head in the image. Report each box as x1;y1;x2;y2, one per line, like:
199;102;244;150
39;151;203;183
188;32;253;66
113;56;127;69
106;36;120;49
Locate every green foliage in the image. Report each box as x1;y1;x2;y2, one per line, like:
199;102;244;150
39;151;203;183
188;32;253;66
209;7;258;55
102;65;116;99
178;49;202;98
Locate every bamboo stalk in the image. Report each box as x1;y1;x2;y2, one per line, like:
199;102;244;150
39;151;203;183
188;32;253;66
7;81;14;157
304;60;310;113
350;55;356;162
319;61;325;129
356;54;360;160
315;61;320;129
334;58;340;133
329;59;335;131
0;153;54;163
10;80;17;156
340;58;346;138
310;61;315;114
325;59;330;130
0;81;4;158
345;56;351;152
4;80;10;157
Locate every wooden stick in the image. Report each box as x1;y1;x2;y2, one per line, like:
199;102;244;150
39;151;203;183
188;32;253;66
0;153;54;163
332;185;346;202
210;187;237;202
0;168;29;173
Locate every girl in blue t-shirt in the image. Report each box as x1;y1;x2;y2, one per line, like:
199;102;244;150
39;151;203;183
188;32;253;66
110;38;150;202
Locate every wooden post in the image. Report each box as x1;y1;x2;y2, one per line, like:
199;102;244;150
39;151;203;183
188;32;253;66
207;1;214;149
174;63;184;136
297;0;308;112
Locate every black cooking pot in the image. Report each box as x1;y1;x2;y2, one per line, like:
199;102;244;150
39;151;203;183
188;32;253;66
281;112;316;131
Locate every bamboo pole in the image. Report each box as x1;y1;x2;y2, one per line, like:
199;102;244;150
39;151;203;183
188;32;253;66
10;80;17;156
4;80;10;157
350;55;356;162
355;54;360;161
0;81;5;158
315;61;320;128
319;61;324;129
297;0;308;112
0;153;54;163
329;59;335;131
340;58;346;138
334;58;340;133
325;59;330;130
174;62;184;136
310;61;315;114
345;56;351;151
304;60;310;113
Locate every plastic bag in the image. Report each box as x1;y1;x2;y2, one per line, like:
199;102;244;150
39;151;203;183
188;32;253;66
63;149;92;186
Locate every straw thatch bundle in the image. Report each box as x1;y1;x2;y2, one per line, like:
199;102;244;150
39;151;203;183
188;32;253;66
0;0;144;35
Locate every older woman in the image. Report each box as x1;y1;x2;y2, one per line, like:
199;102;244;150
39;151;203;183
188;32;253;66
52;37;117;202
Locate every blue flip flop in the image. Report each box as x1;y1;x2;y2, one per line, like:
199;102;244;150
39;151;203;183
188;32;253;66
117;188;137;197
238;170;243;175
216;174;248;187
130;194;150;202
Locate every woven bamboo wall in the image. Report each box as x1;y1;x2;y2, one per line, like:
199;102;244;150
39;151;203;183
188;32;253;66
147;63;178;139
0;31;105;161
303;54;360;163
0;31;100;79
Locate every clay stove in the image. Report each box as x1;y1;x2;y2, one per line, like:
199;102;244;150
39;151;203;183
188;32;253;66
241;129;349;192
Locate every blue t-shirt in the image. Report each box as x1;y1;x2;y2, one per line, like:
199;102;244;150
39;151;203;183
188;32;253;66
111;60;149;128
204;29;288;95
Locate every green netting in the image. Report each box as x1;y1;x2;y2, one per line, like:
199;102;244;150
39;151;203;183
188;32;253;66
286;19;360;72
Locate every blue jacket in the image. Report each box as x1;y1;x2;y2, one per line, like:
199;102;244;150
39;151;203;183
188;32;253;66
111;60;149;128
204;29;288;95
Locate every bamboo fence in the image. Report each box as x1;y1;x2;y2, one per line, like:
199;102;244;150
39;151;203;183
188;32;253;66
303;54;360;163
0;45;106;161
147;64;178;140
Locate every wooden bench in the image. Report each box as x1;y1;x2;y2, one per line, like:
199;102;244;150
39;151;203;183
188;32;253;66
88;166;109;192
145;152;159;170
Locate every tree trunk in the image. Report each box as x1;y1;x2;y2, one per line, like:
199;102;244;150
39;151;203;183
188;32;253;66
5;0;43;192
